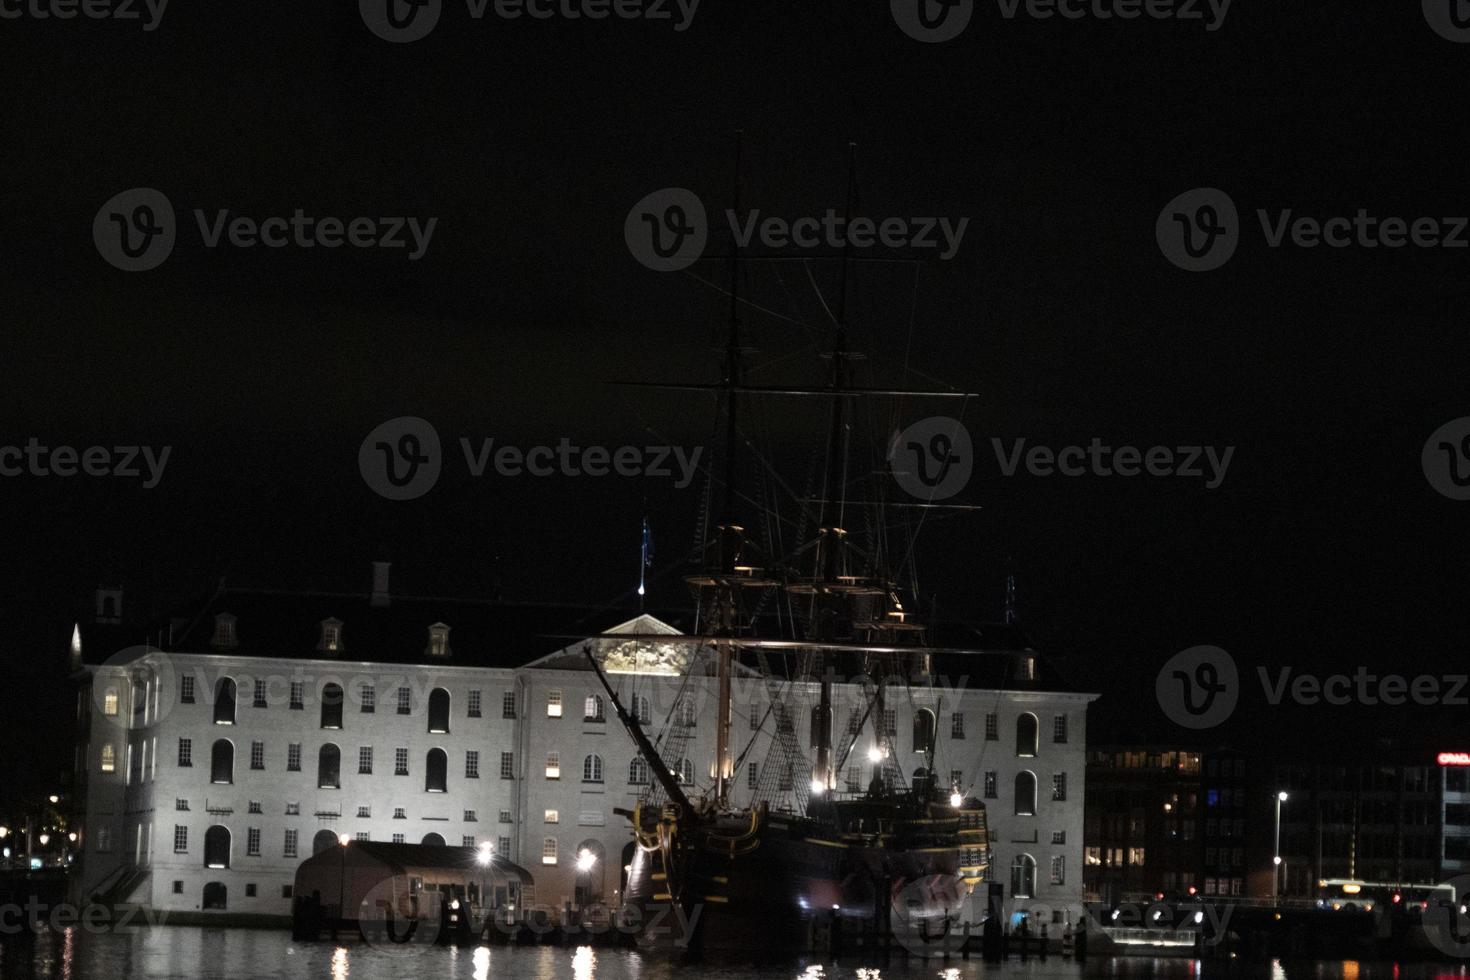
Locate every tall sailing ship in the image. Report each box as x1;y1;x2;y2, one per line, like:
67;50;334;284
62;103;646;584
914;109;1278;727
584;140;1000;953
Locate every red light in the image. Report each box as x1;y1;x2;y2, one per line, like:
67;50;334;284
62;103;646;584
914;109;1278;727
1188;886;1198;896
1438;752;1470;766
1156;893;1165;900
1392;893;1402;904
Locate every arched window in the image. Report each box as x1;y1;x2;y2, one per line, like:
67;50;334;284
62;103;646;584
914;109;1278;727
678;758;694;785
312;829;339;855
582;754;603;783
628;757;649;784
633;694;651;725
584;694;604;722
202;881;227;910
320;683;344;730
204;826;231;869
211;739;234;785
1010;854;1037;899
428;689;450;734
1015;771;1037;816
574;840;606;906
318;744;341;789
912;708;936;755
1016;713;1038;758
677;698;697;727
213;678;236;725
425;748;447;793
421;832;446;847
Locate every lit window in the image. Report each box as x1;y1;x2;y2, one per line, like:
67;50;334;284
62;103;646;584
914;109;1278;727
545;809;559;823
584;695;604;722
547;691;562;718
103;688;119;716
546;752;560;780
542;838;558;865
100;743;116;772
426;623;450;657
318;618;343;653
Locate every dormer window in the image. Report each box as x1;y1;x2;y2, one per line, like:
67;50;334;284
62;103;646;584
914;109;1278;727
211;613;238;649
426;623;451;658
318;618;343;654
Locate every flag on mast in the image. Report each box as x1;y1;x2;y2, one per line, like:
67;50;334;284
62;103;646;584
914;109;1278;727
637;517;653;597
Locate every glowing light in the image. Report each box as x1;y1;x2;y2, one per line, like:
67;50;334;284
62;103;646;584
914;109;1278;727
1277;791;1289;802
472;946;491;980
1342;883;1362;895
573;945;596;980
1273;856;1282;865
49;796;59;804
67;833;77;843
1439;752;1470;766
339;833;352;847
0;827;8;839
866;746;883;763
831;904;840;910
38;834;50;846
1194;911;1204;924
576;849;597;872
478;842;494;866
331;946;348;980
809;779;827;795
949;791;963;807
450;899;461;910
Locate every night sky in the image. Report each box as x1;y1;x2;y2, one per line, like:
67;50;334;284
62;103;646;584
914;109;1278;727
4;2;1468;808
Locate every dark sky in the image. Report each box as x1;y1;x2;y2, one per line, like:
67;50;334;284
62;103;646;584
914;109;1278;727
4;2;1469;807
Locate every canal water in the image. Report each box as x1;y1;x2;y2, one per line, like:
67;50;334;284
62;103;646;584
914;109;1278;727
2;930;1468;980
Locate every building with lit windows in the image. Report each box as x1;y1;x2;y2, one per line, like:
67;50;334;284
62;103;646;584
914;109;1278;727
69;564;1096;925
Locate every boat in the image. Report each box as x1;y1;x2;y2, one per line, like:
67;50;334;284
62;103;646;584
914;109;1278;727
587;137;994;954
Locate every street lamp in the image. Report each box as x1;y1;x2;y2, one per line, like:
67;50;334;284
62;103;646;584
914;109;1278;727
337;834;351;928
1273;791;1289;901
576;848;597;911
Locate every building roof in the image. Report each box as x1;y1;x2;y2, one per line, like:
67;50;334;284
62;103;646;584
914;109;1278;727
298;841;533;883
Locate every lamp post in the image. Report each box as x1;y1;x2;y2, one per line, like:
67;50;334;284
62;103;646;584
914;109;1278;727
1273;791;1288;902
338;833;351;927
576;848;597;912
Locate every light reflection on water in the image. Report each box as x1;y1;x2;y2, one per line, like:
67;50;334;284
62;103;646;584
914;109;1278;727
1;929;1468;980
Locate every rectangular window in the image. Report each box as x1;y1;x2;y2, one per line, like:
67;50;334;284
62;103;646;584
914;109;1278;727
951;712;965;739
545;809;559;823
502;692;516;719
397;688;411;715
395;748;408;776
172;880;182;894
178;738;192;767
103;688;120;716
355;832;369;842
464;809;477;822
287;743;301;771
498;810;513;823
286;802;300;816
468;690;482;718
985;713;998;740
542;838;558;865
392;833;405;844
584;694;605;721
247;828;261;856
498;836;511;855
1050;855;1065;885
983;771;997;799
846;766;862;792
96;828;113;852
253;680;267;708
752;703;763;730
100;743;116;772
500;752;514;780
181;676;195;703
393;807;406;819
289;682;304;710
282;885;293;899
250;741;264;770
359;747;373;775
547;691;563;718
357;806;371;818
882;709;896;736
748;762;758;789
176;798;189;811
1052;831;1066;844
546;752;560;779
361;684;376;713
248;801;262;814
173;825;188;853
465;751;480;779
1053;773;1067;801
246;884;257;897
1053;715;1068;743
462;835;476;847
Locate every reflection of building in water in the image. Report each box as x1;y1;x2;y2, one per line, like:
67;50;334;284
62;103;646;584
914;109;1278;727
69;564;1095;924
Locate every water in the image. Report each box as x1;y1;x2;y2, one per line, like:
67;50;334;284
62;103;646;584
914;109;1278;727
2;930;1469;980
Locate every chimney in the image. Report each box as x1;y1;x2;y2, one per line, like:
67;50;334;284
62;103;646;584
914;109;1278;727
95;586;123;624
370;561;392;608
